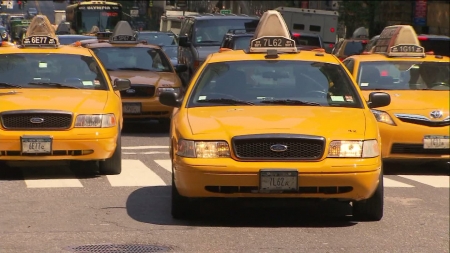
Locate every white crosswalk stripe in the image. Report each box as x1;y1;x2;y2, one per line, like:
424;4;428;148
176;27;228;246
2;158;449;189
106;159;166;187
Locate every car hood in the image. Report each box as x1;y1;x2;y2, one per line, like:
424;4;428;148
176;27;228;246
361;90;450;111
109;70;177;87
187;106;367;139
196;46;221;61
0;89;108;113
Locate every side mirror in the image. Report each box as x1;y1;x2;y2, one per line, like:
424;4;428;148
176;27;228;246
113;78;131;91
159;91;181;108
178;36;190;47
175;64;187;73
367;92;391;108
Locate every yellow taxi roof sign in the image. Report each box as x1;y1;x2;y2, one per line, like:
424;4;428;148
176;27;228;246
372;25;425;57
109;21;138;44
249;10;297;53
22;15;59;47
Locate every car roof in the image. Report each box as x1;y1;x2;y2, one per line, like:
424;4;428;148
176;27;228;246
2;45;94;56
208;49;339;63
347;53;449;62
186;13;259;20
418;34;450;40
85;41;161;49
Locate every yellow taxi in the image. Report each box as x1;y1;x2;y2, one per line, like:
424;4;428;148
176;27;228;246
78;21;187;124
343;25;449;162
158;10;392;221
0;15;131;175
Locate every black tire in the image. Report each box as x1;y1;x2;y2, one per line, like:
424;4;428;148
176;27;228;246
98;130;122;175
171;171;195;220
352;169;384;221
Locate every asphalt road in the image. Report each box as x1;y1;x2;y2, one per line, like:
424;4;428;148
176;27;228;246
0;120;448;253
28;0;68;24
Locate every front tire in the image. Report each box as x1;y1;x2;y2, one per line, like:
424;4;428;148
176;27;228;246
98;130;122;175
171;169;195;220
352;169;384;221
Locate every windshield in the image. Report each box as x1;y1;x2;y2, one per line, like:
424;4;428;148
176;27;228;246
91;47;173;72
58;36;96;45
233;36;252;50
77;8;121;33
138;32;177;46
420;39;450;57
357;61;450;90
0;53;109;90
294;35;321;47
344;41;366;56
162;46;178;59
194;19;259;46
188;60;362;108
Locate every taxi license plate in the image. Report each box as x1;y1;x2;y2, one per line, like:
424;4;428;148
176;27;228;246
259;169;298;193
423;135;449;149
123;103;141;114
21;136;52;154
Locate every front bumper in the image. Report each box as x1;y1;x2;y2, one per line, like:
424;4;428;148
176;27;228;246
122;97;173;119
173;157;381;201
0;127;118;161
378;123;450;161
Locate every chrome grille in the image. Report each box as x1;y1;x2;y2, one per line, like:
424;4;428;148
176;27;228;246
120;85;155;98
395;114;450;127
0;111;73;130
232;134;325;160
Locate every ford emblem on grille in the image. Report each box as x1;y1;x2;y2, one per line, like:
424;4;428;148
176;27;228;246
30;117;44;124
430;110;443;119
126;89;135;94
270;144;288;152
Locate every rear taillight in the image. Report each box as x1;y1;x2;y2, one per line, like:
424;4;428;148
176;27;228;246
329;43;334;48
381;70;388;76
418;36;428;41
330;28;335;33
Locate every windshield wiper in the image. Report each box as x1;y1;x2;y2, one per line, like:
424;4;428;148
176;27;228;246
106;68;117;71
117;67;151;71
0;82;22;88
28;82;80;89
260;99;321;106
197;98;254;105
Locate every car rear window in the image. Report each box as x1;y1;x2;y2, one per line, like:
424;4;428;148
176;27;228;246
420;39;450;57
344;41;366;56
293;35;321;47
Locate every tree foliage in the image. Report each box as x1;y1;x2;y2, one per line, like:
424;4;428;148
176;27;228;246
339;0;382;38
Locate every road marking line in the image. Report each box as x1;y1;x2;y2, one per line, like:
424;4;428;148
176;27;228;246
106;159;166;187
398;175;449;188
122;146;169;150
383;177;414;188
155;159;172;173
23;167;83;188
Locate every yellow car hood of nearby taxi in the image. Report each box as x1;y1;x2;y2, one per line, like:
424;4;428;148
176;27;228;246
0;89;108;113
361;90;449;111
187;106;367;139
109;70;177;86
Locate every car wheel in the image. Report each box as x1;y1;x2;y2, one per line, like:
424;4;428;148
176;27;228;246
98;130;122;175
171;170;195;220
352;168;384;221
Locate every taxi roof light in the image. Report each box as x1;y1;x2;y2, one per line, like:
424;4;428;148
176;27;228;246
21;15;59;48
372;25;425;58
108;21;138;44
248;10;297;54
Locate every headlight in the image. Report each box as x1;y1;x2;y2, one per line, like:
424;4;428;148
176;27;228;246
371;109;396;125
156;87;180;97
74;114;116;128
328;140;380;158
176;139;230;158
